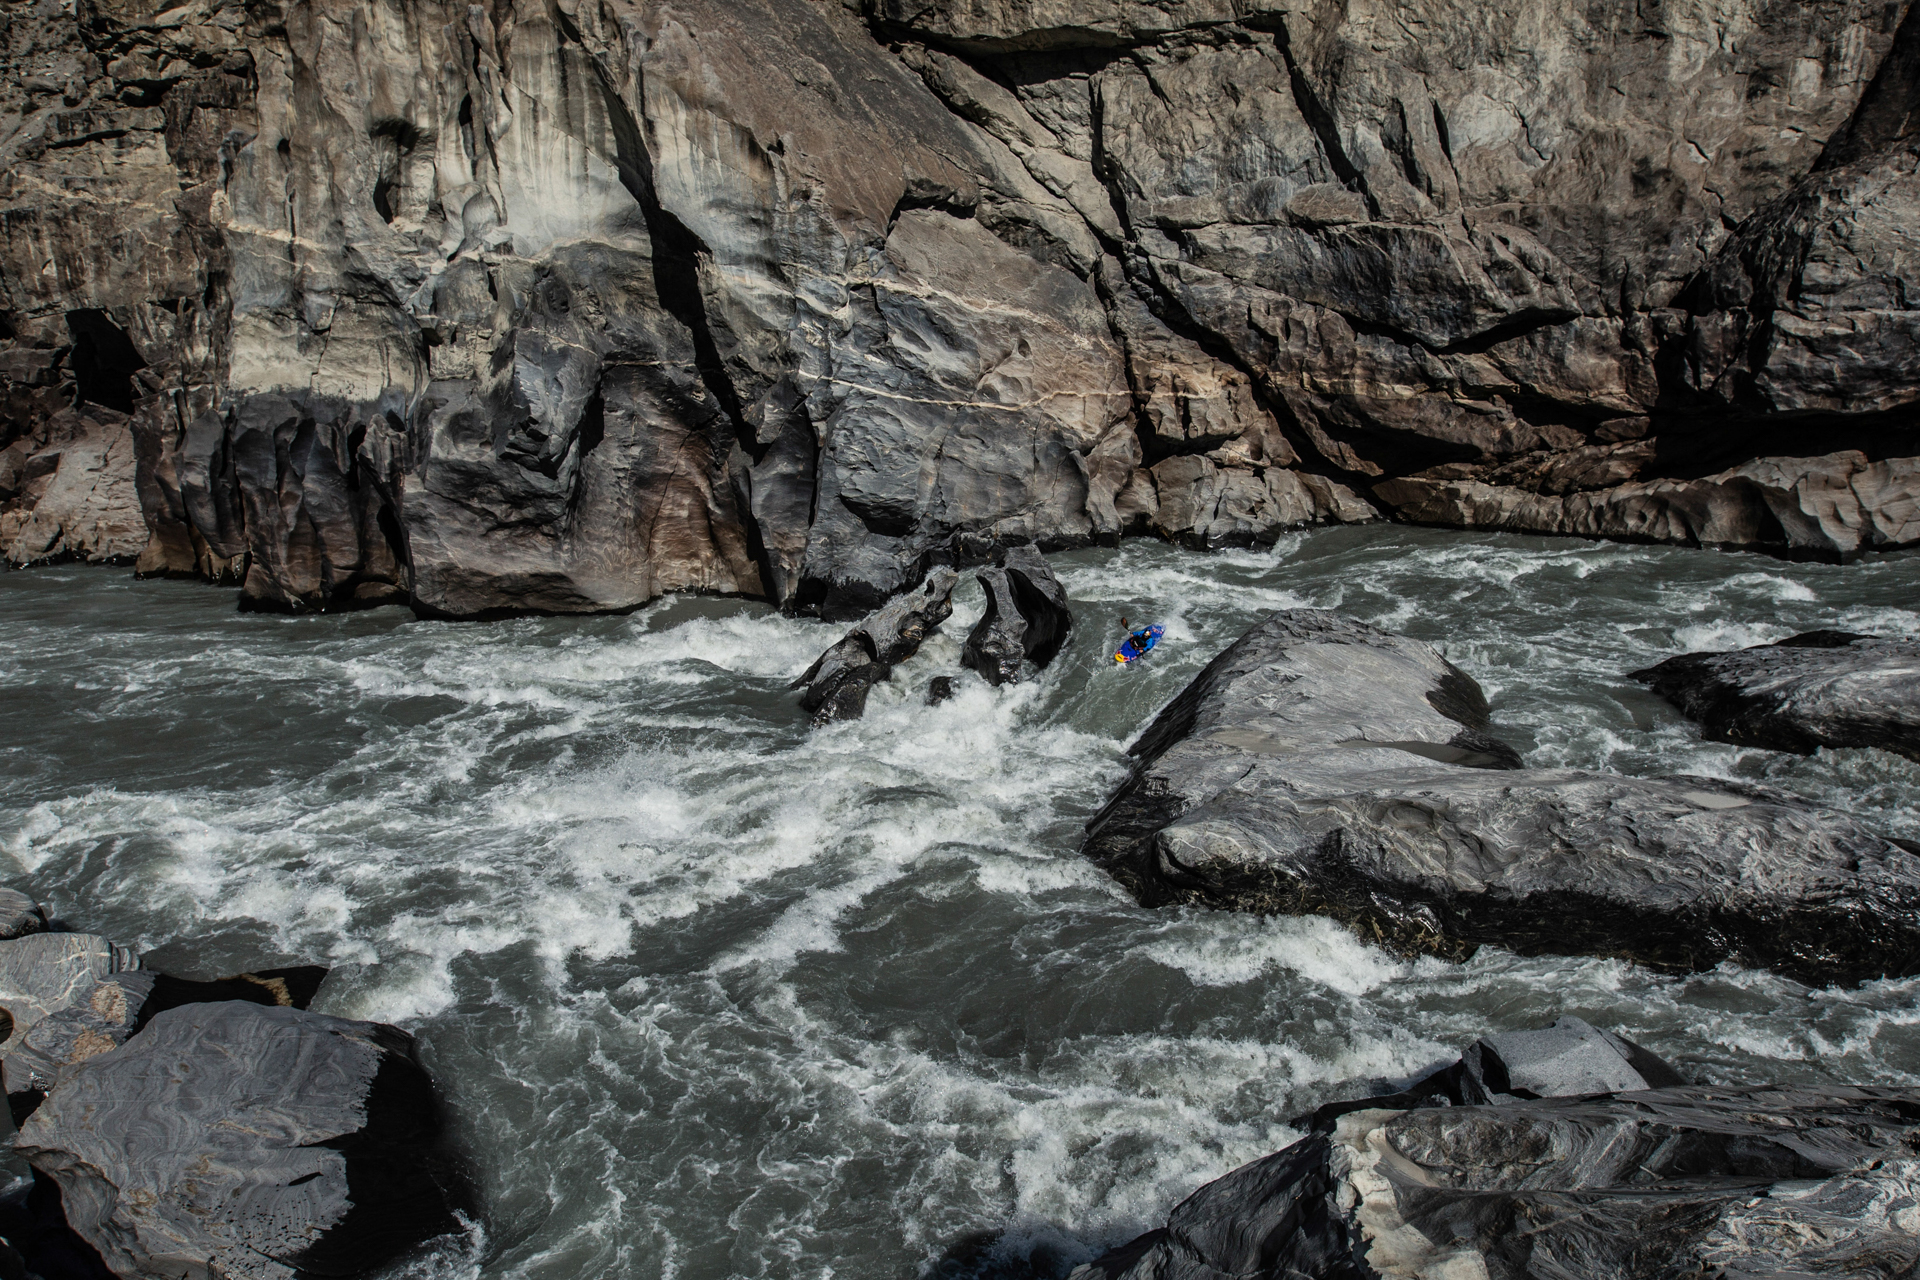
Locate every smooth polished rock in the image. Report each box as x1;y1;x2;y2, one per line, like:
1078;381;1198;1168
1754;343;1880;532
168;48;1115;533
961;543;1074;685
791;568;960;724
1085;610;1920;985
1631;630;1920;761
14;1002;466;1280
3;965;330;1102
1071;1085;1920;1280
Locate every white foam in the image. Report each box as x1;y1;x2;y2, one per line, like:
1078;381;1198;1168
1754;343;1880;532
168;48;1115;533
1141;913;1413;995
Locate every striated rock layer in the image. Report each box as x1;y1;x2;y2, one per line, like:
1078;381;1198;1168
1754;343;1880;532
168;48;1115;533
2;0;1918;613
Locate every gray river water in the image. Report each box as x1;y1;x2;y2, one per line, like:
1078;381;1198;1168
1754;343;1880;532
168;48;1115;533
3;526;1919;1280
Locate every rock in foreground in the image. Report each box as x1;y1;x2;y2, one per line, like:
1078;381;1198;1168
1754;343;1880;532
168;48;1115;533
961;544;1074;686
791;569;959;724
1072;1084;1920;1280
1631;630;1920;760
15;1002;467;1280
1085;610;1920;984
1303;1015;1686;1129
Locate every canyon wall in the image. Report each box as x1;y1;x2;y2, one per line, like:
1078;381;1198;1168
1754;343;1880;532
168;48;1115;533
2;0;1916;616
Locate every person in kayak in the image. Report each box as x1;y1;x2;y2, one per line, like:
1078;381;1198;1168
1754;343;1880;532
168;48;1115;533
1113;617;1165;664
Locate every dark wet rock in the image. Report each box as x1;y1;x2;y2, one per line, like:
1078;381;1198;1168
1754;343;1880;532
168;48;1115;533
1071;1084;1920;1280
1304;1016;1686;1130
927;676;955;706
1631;630;1920;761
791;569;960;725
0;894;46;943
961;544;1074;686
14;1002;467;1280
1085;610;1920;985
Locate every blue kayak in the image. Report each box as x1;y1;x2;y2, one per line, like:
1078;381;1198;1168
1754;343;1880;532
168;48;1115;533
1113;624;1165;664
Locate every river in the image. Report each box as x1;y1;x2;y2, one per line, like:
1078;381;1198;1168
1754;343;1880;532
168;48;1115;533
3;526;1918;1279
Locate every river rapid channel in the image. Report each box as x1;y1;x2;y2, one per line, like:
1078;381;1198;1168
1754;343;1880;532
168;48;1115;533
3;526;1919;1280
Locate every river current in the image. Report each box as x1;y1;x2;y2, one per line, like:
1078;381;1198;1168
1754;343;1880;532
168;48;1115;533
3;526;1919;1279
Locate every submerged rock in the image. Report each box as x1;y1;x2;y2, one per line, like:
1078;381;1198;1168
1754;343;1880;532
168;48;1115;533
0;892;45;943
1631;630;1920;760
927;676;955;706
961;544;1074;686
1072;1083;1920;1280
791;569;959;725
1085;610;1920;985
15;1002;467;1280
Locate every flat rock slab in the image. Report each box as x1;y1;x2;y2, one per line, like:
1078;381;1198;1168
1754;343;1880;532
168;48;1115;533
1086;610;1920;985
3;965;329;1100
1631;629;1920;760
14;1001;465;1280
1073;1086;1920;1280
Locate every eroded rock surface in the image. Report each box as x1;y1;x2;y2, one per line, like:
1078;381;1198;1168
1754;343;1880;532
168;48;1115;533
1;0;1915;610
962;543;1073;684
791;567;959;723
14;1002;466;1280
1085;610;1920;984
1072;1084;1920;1280
1632;629;1920;760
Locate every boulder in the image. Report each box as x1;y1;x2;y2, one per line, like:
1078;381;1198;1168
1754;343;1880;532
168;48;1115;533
0;893;46;943
927;676;955;706
1085;610;1920;985
790;568;960;725
961;544;1074;685
14;1002;468;1280
1071;1085;1920;1280
1630;630;1920;760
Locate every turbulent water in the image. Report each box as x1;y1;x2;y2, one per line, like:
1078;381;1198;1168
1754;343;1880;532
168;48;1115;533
4;527;1920;1280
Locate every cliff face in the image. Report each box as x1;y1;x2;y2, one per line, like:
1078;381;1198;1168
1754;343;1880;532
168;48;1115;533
1;0;1915;616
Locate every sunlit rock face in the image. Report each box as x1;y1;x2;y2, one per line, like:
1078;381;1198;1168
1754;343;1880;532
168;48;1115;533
2;0;1915;613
